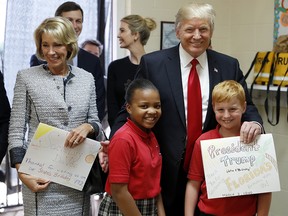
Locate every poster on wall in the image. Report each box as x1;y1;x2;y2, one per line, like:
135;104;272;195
160;22;180;49
274;0;288;43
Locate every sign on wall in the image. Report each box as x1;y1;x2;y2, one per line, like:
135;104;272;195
160;21;180;49
274;0;288;43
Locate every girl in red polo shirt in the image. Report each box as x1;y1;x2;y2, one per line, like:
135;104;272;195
98;78;165;216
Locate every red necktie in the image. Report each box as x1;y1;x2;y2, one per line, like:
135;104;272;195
183;59;202;171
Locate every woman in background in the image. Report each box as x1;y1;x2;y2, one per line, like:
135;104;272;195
107;14;156;128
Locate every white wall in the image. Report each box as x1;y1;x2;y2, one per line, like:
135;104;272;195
114;1;287;215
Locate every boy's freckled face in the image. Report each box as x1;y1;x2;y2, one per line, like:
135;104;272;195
126;89;161;132
213;98;246;132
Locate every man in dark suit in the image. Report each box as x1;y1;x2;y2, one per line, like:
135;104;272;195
111;3;263;216
0;71;11;165
30;1;106;121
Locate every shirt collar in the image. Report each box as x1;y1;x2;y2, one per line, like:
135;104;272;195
179;44;207;69
126;118;153;139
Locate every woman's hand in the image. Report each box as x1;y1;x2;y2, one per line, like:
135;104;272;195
65;123;93;148
18;172;50;192
16;163;50;192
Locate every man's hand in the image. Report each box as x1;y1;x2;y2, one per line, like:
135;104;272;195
240;121;262;144
98;140;109;173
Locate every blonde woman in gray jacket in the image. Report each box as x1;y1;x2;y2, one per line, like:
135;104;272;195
8;17;102;215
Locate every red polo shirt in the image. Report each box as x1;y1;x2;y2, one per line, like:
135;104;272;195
105;118;162;199
188;125;257;216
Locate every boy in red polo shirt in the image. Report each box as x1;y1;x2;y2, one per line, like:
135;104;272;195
185;80;271;216
98;78;165;215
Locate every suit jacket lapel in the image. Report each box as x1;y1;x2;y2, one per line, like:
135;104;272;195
165;46;186;128
204;50;222;130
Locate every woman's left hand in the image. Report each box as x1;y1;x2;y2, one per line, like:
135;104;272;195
64;123;93;148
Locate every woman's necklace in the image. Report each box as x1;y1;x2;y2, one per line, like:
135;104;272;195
45;64;70;77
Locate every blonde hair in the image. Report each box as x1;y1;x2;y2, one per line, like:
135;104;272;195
34;16;78;61
175;3;216;32
121;15;157;45
212;80;246;106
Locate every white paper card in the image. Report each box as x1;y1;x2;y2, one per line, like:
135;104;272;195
19;123;100;191
201;133;280;199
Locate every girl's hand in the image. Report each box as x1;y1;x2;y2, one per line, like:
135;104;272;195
98;140;109;173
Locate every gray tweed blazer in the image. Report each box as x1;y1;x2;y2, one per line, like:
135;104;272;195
8;65;102;167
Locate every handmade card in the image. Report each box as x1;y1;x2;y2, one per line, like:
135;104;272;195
201;134;280;199
19;123;100;191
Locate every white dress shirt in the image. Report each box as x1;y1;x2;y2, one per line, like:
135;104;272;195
179;44;210;129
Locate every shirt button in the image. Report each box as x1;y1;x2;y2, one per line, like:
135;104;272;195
57;86;60;89
63;122;68;126
68;106;72;111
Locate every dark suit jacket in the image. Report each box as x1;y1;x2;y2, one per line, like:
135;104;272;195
30;48;106;121
111;45;263;210
0;72;11;164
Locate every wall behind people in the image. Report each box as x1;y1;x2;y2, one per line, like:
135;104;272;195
114;1;285;216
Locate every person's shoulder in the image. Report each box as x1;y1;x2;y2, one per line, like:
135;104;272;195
111;122;136;140
72;66;93;77
108;56;130;69
77;48;102;72
15;66;46;81
78;48;100;60
198;127;219;141
142;45;179;62
20;65;44;74
30;54;46;67
109;56;129;65
147;45;178;56
110;124;135;146
30;54;37;59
